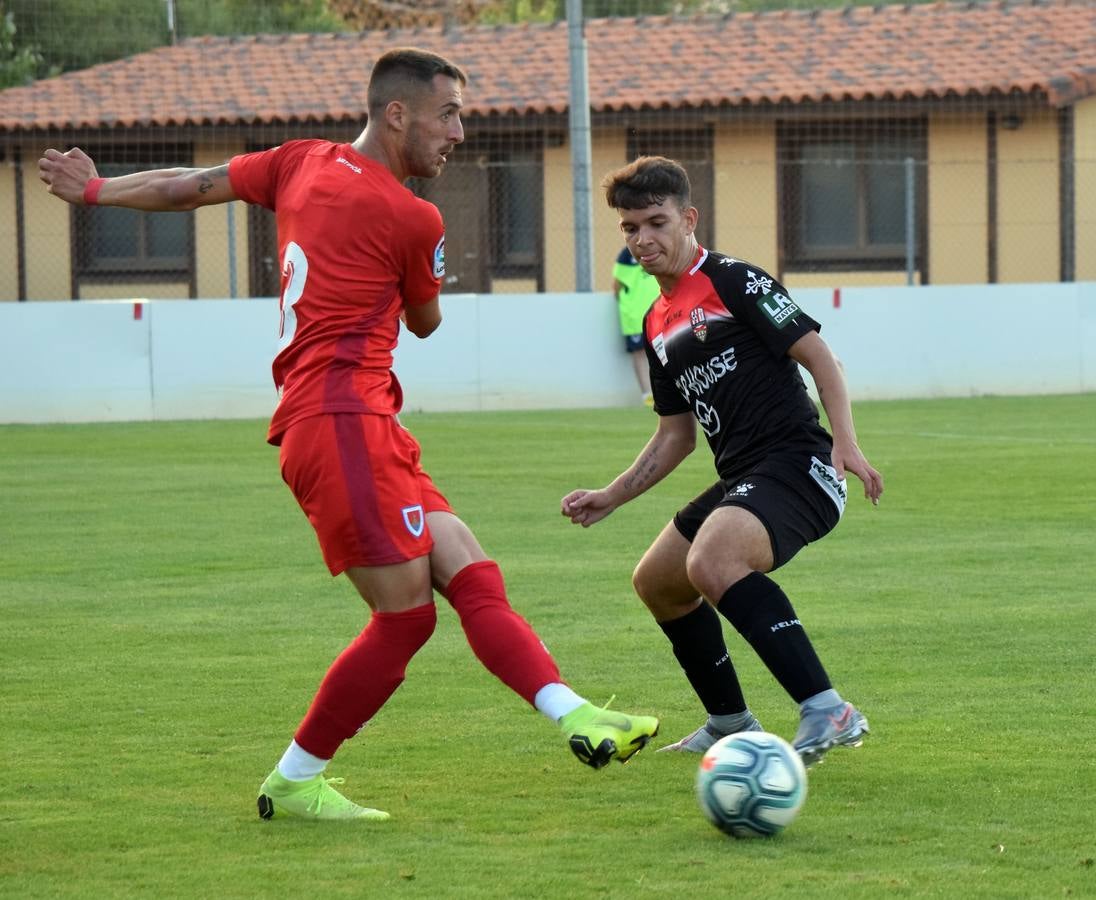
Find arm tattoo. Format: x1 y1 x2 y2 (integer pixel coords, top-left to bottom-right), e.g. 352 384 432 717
623 446 660 492
197 165 229 195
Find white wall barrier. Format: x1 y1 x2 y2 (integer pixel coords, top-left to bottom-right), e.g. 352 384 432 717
1 284 1094 424
810 282 1096 400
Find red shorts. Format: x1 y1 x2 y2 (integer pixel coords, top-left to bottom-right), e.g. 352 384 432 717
279 413 452 574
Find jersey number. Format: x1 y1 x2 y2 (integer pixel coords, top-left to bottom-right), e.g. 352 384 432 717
278 241 308 352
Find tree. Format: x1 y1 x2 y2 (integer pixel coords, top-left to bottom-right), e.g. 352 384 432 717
326 0 743 28
327 0 499 29
5 0 347 79
0 8 53 88
178 0 346 37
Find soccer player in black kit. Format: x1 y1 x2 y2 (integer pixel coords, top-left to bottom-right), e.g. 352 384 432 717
562 156 884 767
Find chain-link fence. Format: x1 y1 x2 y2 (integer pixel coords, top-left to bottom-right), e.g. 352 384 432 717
1 0 1092 301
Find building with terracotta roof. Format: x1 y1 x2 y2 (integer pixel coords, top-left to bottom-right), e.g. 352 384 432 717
1 0 1093 300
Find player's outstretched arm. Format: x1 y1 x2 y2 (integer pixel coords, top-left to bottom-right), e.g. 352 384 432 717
788 331 884 505
39 147 238 211
561 411 696 527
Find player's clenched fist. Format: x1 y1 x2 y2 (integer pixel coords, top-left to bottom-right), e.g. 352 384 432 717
38 147 98 205
561 488 616 528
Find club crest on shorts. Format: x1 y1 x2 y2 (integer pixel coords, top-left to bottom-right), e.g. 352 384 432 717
690 307 708 342
401 504 425 537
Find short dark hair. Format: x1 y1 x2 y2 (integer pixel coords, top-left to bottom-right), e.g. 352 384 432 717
367 47 467 117
602 156 691 210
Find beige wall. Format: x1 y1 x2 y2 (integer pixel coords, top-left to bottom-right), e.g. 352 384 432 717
194 143 250 298
928 113 988 284
544 134 627 293
0 159 17 300
998 107 1059 283
12 142 251 303
491 277 537 293
713 124 778 266
11 102 1090 302
79 282 190 300
1076 96 1096 281
542 143 574 293
23 149 74 300
592 134 627 294
784 271 921 289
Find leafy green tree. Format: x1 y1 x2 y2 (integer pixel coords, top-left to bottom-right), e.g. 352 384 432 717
487 0 924 20
8 0 167 75
5 0 934 84
177 0 346 37
0 8 53 88
5 0 346 79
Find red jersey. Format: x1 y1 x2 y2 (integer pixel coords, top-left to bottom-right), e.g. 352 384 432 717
228 140 445 444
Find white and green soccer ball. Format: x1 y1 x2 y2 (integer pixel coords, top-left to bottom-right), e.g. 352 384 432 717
696 731 808 838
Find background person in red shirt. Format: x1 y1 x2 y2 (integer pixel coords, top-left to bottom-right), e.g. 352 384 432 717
39 47 658 823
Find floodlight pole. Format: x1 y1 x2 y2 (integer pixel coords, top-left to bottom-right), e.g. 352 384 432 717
566 0 594 292
165 0 177 45
905 157 915 286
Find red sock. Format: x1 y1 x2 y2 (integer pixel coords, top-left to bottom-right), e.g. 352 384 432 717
442 560 562 705
294 603 437 759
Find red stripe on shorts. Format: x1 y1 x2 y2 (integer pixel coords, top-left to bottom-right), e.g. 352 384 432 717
334 414 401 562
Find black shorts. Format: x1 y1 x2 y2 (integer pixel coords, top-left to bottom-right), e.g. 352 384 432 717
623 334 645 353
672 451 847 570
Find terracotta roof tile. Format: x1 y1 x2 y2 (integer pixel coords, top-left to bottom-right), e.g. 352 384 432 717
2 0 1094 131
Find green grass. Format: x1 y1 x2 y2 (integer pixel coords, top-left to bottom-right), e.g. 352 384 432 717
2 396 1095 899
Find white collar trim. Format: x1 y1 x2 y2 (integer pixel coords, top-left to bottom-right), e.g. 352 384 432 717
688 248 708 275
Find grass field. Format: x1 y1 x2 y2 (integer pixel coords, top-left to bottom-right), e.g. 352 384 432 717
2 395 1095 899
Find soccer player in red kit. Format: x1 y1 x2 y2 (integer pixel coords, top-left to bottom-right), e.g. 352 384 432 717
563 156 882 769
39 47 658 822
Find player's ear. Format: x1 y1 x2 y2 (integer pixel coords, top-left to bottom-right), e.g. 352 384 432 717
385 99 407 131
683 205 699 235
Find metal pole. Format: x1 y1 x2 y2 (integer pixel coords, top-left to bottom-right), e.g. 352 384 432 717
905 156 915 286
566 0 594 292
165 0 177 45
1058 107 1075 282
227 202 237 299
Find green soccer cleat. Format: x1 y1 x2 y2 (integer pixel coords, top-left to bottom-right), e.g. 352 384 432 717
560 701 660 769
256 769 391 822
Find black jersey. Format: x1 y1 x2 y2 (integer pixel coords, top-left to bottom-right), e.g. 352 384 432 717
643 248 832 481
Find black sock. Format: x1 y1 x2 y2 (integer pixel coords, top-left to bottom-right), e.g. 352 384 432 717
716 572 831 704
658 601 747 715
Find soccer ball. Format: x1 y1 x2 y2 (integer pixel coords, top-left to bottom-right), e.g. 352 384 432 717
696 731 808 838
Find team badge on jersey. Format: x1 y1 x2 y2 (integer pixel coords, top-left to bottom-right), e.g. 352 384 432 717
433 236 446 279
690 307 708 343
401 504 426 538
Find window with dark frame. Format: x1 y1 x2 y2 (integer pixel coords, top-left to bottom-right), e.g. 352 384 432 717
488 145 542 283
74 145 195 292
625 126 714 250
410 135 545 292
780 121 926 272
